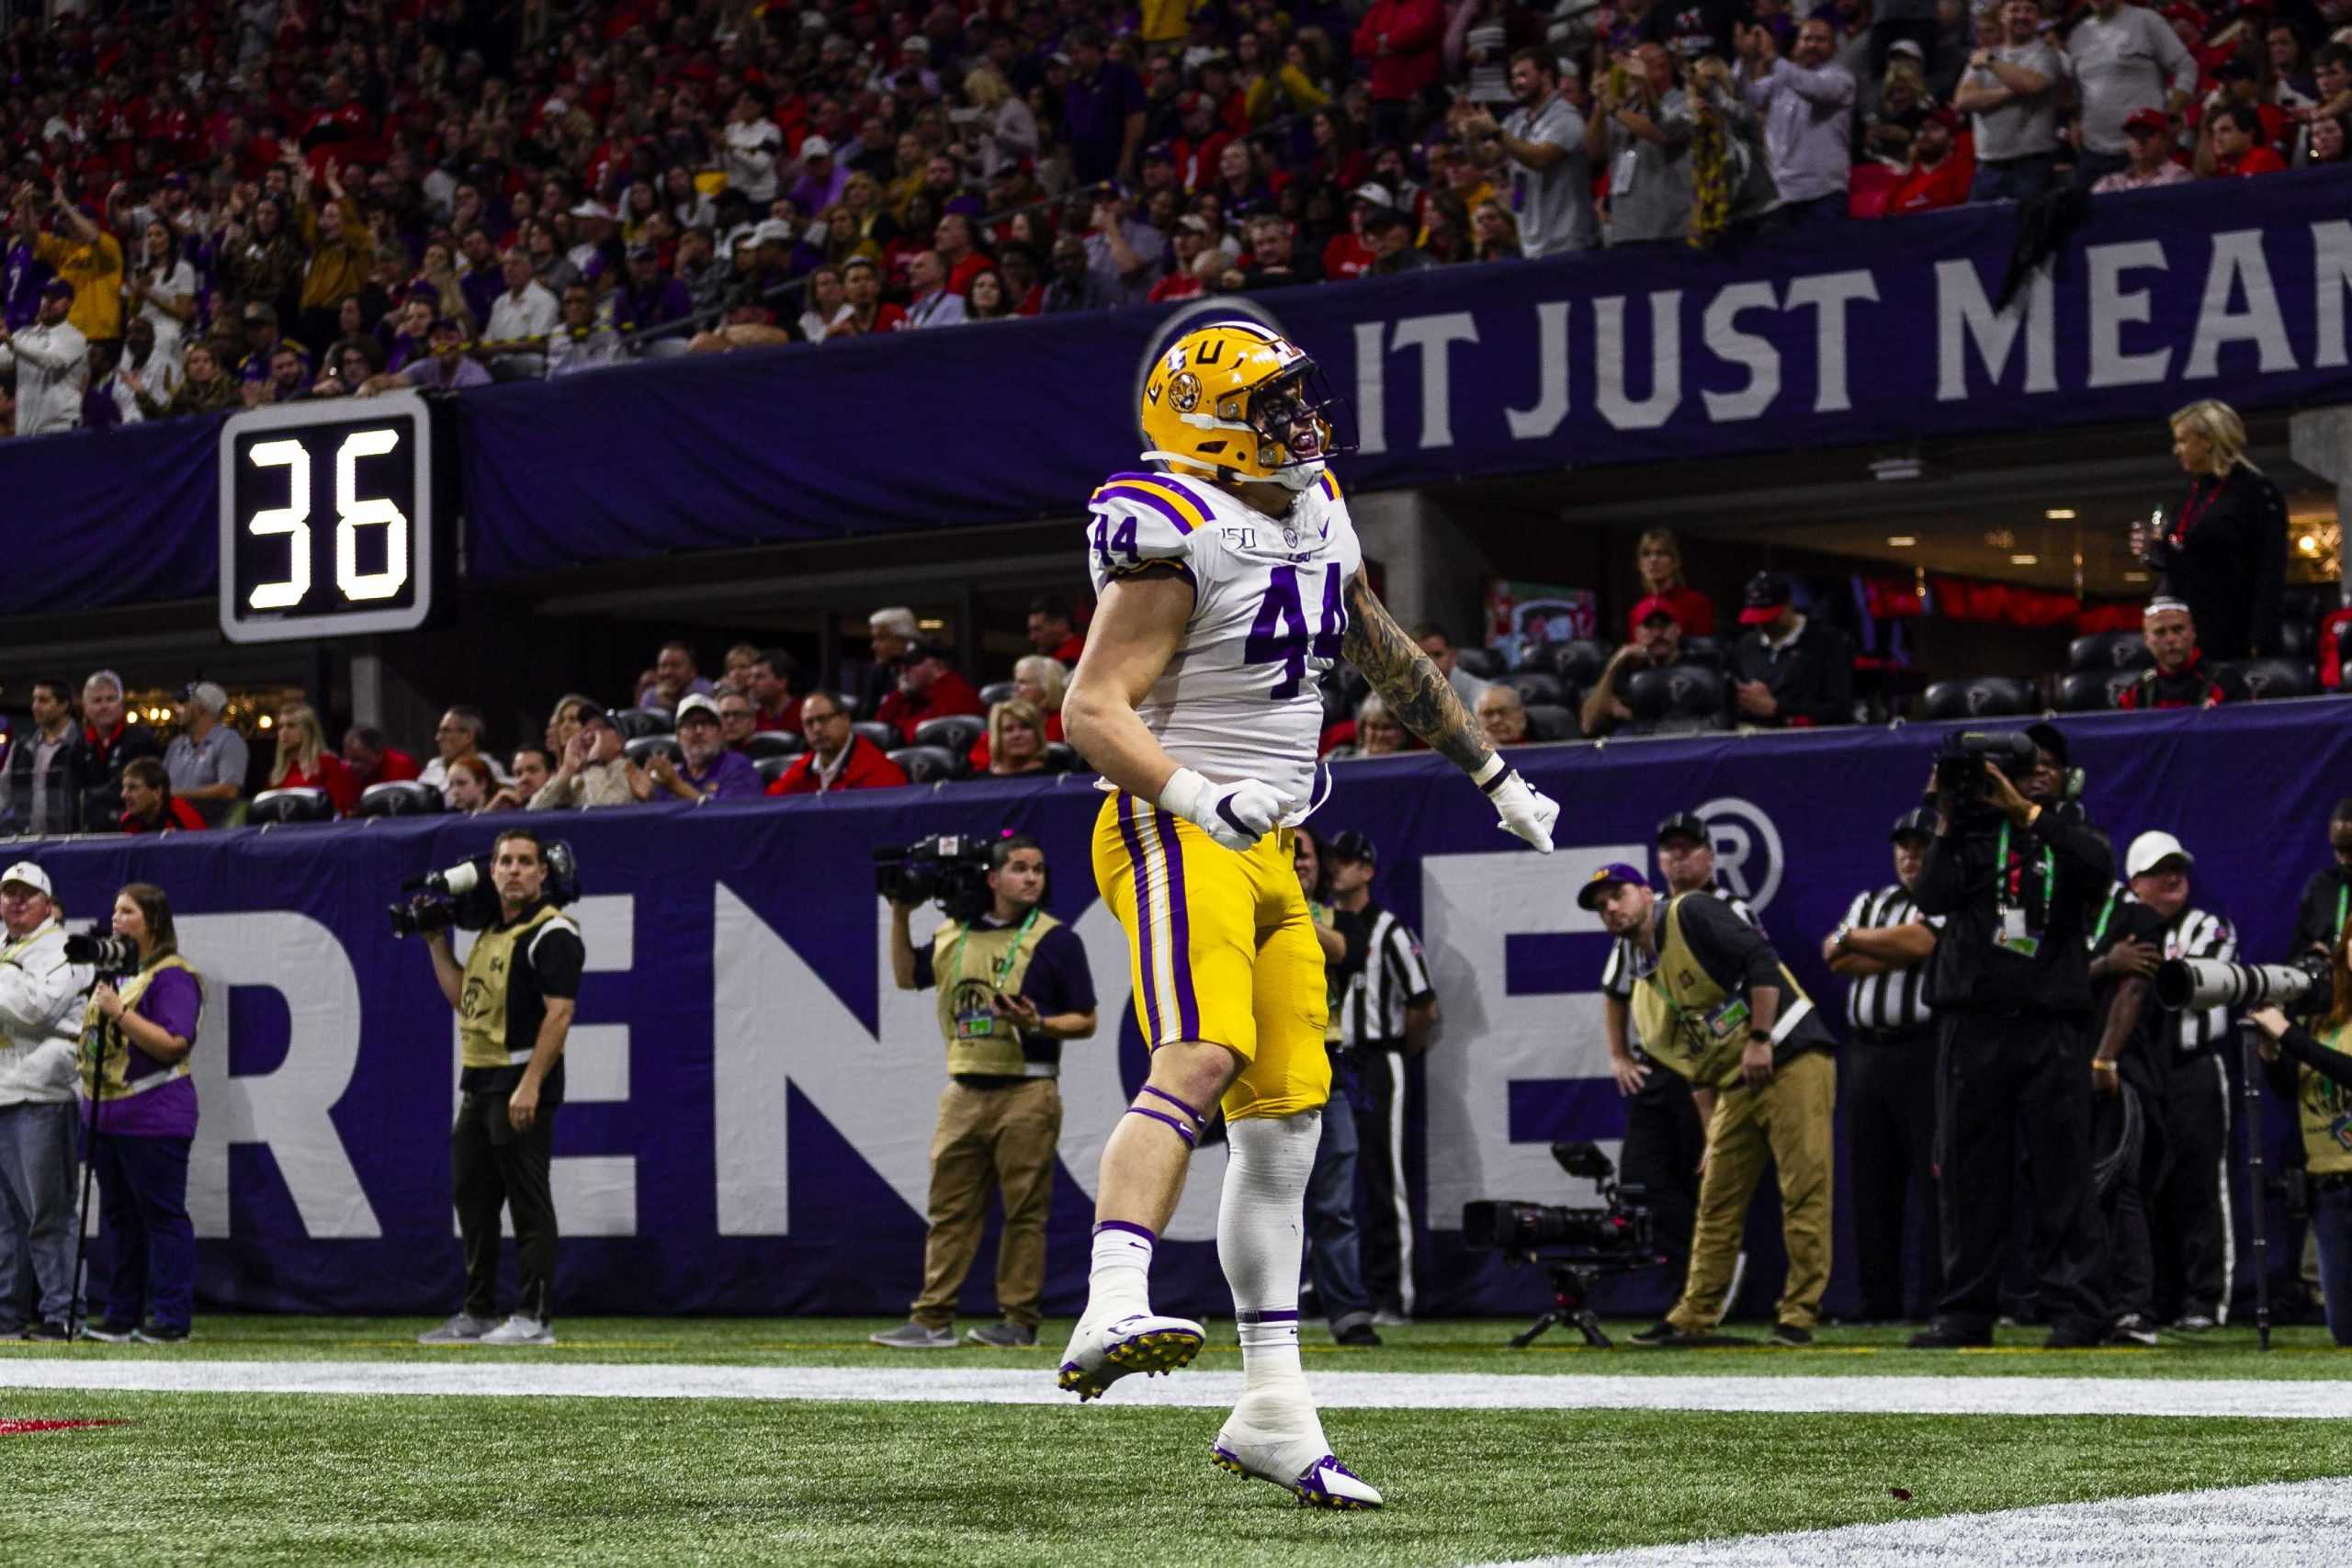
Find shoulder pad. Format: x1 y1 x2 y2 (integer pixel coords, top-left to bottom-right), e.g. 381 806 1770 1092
1088 471 1219 575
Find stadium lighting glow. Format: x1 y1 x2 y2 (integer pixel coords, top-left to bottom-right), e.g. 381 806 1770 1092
1886 536 1917 547
2045 508 2076 520
2299 534 2323 556
2010 554 2040 565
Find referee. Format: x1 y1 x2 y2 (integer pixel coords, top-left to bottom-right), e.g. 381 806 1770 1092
1600 812 1761 1312
1825 808 1943 1324
419 829 582 1348
2120 830 2239 1331
1329 830 1437 1328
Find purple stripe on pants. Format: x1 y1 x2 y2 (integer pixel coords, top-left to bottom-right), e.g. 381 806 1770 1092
1115 796 1163 1044
1148 807 1203 1042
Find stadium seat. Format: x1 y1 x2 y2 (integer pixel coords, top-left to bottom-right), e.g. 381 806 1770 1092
358 781 442 818
1499 671 1565 706
625 734 681 767
249 787 334 824
1453 647 1501 679
889 744 960 784
742 731 806 761
2059 671 2129 712
1521 704 1577 742
1624 664 1728 728
1678 636 1727 671
608 708 668 739
912 715 986 758
639 336 693 360
836 691 860 716
2278 618 2314 661
978 681 1016 707
1921 676 2038 720
1547 640 1607 688
853 720 900 752
2223 659 2316 701
2068 632 2153 676
1043 742 1084 773
754 755 795 785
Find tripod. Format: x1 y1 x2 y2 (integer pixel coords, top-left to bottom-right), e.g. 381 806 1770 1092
1506 1254 1658 1348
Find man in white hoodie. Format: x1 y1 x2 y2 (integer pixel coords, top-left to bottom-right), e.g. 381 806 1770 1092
0 861 91 1338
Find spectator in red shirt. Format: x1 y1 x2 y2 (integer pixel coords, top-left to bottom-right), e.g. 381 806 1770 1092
831 257 908 335
2117 598 2250 709
969 655 1070 771
76 671 163 828
1027 594 1087 665
119 759 205 835
1630 528 1718 637
269 704 360 816
876 644 988 743
1148 215 1216 301
2196 102 2289 175
1324 185 1389 279
933 213 991 295
766 692 910 795
1888 109 1976 212
749 649 804 733
342 725 423 791
1355 0 1448 146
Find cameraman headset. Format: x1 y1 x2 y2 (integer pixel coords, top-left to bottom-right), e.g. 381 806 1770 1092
76 883 202 1344
0 862 91 1339
418 829 582 1348
1910 722 2114 1349
876 834 1096 1349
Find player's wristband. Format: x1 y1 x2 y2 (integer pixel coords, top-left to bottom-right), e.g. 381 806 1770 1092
1472 753 1510 795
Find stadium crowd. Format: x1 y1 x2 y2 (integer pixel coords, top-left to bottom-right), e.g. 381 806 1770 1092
0 0 2344 430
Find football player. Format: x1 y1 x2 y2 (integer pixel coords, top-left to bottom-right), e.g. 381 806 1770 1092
1056 321 1559 1509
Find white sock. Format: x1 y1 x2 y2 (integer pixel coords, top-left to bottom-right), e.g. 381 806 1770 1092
1087 1222 1155 1321
1218 1111 1321 1419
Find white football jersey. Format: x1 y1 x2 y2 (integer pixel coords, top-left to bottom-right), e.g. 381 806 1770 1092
1084 466 1363 807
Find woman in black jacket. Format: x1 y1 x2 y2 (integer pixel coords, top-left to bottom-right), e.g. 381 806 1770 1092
2131 399 2287 660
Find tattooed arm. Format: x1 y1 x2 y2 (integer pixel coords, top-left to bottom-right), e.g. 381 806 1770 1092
1340 568 1491 773
1340 569 1561 852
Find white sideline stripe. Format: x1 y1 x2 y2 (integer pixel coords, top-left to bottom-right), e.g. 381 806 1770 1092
1476 1477 2352 1568
0 1361 2346 1417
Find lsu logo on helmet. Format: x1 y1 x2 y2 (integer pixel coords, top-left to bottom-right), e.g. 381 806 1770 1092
1138 321 1348 491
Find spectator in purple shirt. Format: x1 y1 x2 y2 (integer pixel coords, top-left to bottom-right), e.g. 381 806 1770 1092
456 228 505 330
1062 25 1149 186
77 882 202 1344
3 232 53 332
787 135 851 215
644 694 763 801
358 317 492 395
611 244 694 339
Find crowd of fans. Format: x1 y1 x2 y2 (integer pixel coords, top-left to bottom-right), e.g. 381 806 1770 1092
0 0 2340 433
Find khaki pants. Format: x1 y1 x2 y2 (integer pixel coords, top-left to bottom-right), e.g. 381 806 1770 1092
912 1078 1062 1328
1667 1049 1836 1334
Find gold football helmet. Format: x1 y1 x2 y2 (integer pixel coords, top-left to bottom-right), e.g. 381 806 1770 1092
1138 320 1346 491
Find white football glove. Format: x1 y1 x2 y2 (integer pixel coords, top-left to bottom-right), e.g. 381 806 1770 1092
1159 766 1297 852
1477 757 1558 853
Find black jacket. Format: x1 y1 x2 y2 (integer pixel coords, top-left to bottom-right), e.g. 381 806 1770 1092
2144 465 2287 661
2292 864 2351 963
1728 616 1855 728
1914 799 2115 1019
77 723 163 832
0 723 89 834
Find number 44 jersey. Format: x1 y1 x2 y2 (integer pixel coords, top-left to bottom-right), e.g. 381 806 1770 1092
1084 466 1362 808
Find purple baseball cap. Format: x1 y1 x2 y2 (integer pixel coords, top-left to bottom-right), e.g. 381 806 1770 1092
1577 862 1649 910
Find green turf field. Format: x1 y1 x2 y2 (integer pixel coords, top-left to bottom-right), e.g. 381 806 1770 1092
3 1314 2346 1378
4 1393 2347 1568
5 1318 2347 1566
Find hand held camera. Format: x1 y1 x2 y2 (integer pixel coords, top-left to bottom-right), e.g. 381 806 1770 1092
874 835 998 923
388 843 581 939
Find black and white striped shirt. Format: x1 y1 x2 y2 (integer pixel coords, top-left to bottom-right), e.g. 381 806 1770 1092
1341 904 1436 1049
1838 885 1942 1035
1601 886 1763 1002
2145 900 2236 1053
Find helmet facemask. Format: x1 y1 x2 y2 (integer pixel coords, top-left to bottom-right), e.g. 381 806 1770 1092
1238 366 1354 491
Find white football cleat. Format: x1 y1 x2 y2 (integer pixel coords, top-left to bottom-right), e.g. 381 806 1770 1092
1055 1312 1205 1402
1210 1406 1385 1510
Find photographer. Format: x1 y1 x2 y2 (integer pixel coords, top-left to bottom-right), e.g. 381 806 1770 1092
2290 798 2352 964
418 830 582 1348
873 835 1095 1349
2247 934 2352 1348
1911 723 2114 1348
1584 861 1838 1348
0 863 89 1339
75 883 201 1344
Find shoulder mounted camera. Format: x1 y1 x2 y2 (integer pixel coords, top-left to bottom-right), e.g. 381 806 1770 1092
1931 729 2038 810
874 835 997 923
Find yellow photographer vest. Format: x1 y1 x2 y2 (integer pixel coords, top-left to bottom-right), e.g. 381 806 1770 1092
1630 894 1815 1089
80 954 199 1102
933 908 1061 1079
459 904 575 1069
2301 1023 2352 1177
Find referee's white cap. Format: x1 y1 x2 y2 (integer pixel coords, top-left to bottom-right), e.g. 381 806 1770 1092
2124 830 2194 880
